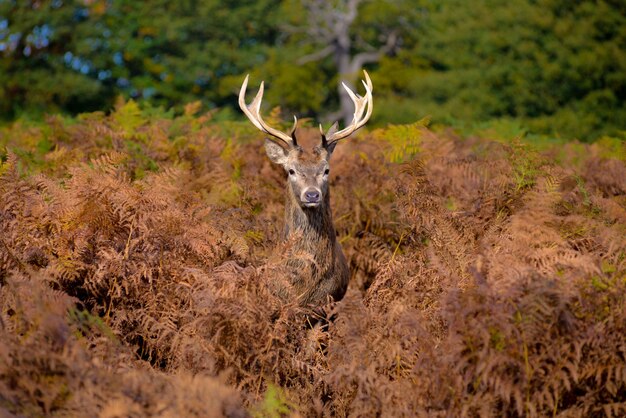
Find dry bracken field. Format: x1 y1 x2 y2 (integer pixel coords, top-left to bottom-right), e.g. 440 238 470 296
1 101 625 417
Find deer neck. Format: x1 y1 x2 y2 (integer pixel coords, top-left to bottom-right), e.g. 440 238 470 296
283 188 336 247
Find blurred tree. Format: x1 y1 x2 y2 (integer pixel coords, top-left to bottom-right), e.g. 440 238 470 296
397 0 626 140
0 0 111 117
0 0 282 118
287 0 397 124
1 0 624 141
102 0 282 109
274 0 422 125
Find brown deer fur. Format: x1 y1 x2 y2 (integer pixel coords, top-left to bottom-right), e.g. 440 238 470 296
273 144 349 306
239 71 373 307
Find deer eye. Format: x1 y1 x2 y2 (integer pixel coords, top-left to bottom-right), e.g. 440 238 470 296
324 168 330 175
288 169 295 176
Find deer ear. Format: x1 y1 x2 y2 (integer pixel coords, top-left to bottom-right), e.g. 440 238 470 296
264 139 289 165
325 141 338 156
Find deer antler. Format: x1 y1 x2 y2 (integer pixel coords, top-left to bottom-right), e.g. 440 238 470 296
239 75 298 148
321 70 373 148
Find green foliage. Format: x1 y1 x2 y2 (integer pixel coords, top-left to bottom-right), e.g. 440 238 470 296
595 135 626 161
251 385 294 418
68 308 118 342
2 0 625 140
506 139 543 191
0 0 112 117
1 0 283 117
113 99 144 134
396 0 626 140
374 118 427 163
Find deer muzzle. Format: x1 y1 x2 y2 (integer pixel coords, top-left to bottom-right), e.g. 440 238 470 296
302 188 321 207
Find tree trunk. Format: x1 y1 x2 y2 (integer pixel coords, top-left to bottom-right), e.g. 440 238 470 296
335 30 356 126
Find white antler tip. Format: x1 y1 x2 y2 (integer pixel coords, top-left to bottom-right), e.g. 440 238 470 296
290 115 298 135
363 70 373 91
240 74 250 91
239 75 250 106
342 82 359 101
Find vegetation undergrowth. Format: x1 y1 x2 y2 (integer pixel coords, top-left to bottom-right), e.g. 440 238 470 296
1 101 625 417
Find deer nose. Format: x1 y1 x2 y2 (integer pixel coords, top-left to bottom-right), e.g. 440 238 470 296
304 190 320 203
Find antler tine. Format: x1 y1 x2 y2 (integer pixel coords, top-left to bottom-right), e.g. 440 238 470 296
239 75 297 147
325 70 374 146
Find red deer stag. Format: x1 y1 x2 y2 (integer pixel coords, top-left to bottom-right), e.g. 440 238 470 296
239 71 373 307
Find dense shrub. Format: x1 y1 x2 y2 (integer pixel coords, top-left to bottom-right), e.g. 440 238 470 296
1 104 625 416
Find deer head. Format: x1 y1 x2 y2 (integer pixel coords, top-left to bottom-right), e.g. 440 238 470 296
239 71 373 209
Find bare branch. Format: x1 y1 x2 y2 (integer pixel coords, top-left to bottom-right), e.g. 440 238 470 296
344 0 362 25
301 0 364 47
321 109 345 124
349 30 398 72
296 44 336 65
291 1 395 123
